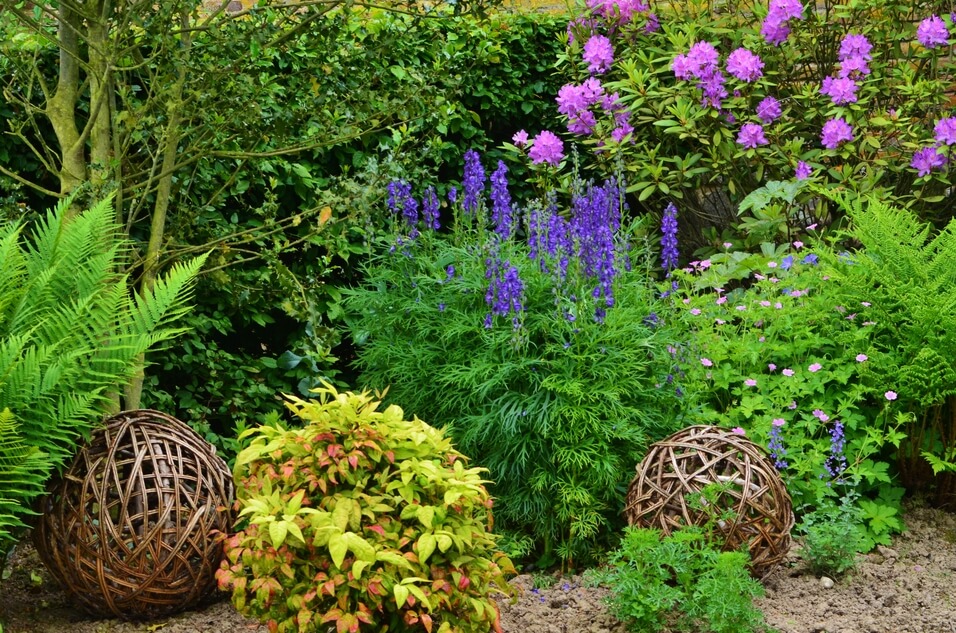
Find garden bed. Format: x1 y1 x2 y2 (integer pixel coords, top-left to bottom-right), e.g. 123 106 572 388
3 503 956 633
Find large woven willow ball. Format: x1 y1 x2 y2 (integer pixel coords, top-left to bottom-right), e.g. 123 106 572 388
34 410 234 620
624 425 794 578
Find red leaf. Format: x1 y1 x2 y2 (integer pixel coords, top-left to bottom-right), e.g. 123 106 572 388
348 455 359 469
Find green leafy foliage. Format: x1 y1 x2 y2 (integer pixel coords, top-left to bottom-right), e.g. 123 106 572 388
596 527 769 633
217 384 515 633
126 9 565 457
345 159 685 566
797 495 865 577
0 197 205 553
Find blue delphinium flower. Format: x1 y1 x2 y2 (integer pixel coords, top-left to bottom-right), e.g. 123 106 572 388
484 252 525 330
462 150 486 215
490 161 514 240
422 186 440 231
769 418 789 470
660 202 679 273
825 421 847 480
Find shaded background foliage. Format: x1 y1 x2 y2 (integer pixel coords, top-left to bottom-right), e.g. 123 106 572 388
0 6 566 454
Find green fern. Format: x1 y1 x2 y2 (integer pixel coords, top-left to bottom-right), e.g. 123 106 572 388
0 196 206 554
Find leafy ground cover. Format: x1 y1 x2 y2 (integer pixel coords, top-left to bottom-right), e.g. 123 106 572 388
4 503 956 633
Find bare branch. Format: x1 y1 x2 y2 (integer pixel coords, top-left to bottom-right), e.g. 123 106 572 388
0 163 63 198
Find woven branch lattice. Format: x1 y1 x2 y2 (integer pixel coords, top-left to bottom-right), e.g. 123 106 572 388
624 425 794 578
34 410 234 620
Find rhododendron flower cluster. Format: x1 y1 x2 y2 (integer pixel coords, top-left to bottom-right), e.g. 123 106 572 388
761 0 804 45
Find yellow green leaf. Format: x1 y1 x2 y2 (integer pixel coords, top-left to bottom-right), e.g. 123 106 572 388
269 521 288 548
329 532 348 568
417 533 437 564
344 532 377 562
286 489 306 515
417 505 435 529
393 583 410 609
352 560 370 580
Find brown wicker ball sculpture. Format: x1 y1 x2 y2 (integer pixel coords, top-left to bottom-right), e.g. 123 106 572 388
34 410 234 620
625 425 794 578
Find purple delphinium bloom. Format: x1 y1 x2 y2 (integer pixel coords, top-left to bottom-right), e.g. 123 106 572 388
490 161 513 239
583 34 614 74
769 419 788 469
825 421 847 479
401 191 420 239
756 96 783 123
911 146 948 177
935 117 956 145
795 160 812 180
462 150 485 215
821 117 854 149
572 179 624 321
726 48 765 82
387 180 412 216
485 254 525 329
737 123 769 149
422 186 440 230
660 202 679 273
529 130 565 166
917 15 949 48
447 186 457 204
820 76 859 105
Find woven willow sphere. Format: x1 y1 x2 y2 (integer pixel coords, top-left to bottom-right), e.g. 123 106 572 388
624 425 794 578
34 410 234 620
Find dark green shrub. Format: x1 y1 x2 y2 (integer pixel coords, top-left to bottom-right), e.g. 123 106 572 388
217 384 515 633
346 155 685 565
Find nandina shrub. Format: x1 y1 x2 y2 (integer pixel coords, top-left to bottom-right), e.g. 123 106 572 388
216 384 515 633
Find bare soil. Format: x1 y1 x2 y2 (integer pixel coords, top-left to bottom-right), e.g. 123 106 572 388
3 504 956 633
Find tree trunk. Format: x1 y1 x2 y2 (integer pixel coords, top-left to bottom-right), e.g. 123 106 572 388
124 11 191 410
48 2 87 200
